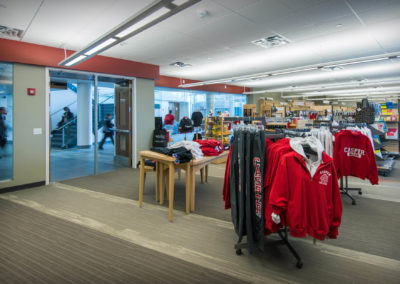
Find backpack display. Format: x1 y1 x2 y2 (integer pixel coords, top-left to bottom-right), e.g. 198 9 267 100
178 117 194 133
152 129 168 147
355 99 375 124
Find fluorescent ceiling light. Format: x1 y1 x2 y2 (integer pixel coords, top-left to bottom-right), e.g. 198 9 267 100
59 0 201 67
85 38 117 55
244 77 400 94
301 86 400 97
306 94 400 101
281 87 400 98
179 52 400 88
65 55 87 66
115 7 170 38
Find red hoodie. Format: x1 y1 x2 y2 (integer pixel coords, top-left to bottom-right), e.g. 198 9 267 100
266 139 342 240
333 130 378 185
222 146 232 209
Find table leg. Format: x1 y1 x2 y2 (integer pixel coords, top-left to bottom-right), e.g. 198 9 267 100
139 157 145 207
205 165 208 183
185 163 191 214
160 163 164 205
168 163 175 222
155 162 159 202
200 168 204 184
191 166 196 212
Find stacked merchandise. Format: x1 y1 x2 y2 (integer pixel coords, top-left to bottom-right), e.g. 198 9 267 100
169 141 203 159
151 146 193 164
333 130 378 184
196 139 223 156
223 132 343 259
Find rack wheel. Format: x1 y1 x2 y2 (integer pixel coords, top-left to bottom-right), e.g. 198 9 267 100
296 261 303 269
352 200 356 205
358 191 362 195
236 249 242 255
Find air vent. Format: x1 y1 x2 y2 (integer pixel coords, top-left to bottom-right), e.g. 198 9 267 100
251 35 291 48
170 61 192 67
0 25 23 39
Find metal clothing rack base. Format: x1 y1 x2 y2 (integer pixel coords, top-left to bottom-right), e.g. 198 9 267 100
234 228 303 269
340 176 362 205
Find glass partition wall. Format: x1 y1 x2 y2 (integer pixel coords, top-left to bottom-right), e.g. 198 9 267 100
0 62 13 181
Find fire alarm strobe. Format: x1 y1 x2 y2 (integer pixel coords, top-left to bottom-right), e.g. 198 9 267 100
27 88 36 96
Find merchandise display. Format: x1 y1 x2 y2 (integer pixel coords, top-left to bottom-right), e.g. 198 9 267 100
178 117 194 133
196 139 224 156
204 116 231 144
191 111 204 127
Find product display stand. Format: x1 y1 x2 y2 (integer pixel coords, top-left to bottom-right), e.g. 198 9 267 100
234 228 303 269
340 176 362 205
231 132 303 269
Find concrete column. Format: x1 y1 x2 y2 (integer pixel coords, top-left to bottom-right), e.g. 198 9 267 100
206 94 215 115
77 81 92 148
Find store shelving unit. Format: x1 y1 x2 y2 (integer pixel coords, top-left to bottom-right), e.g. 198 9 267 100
204 116 231 144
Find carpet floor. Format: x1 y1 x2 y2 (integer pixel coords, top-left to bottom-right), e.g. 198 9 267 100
0 198 247 284
61 167 400 262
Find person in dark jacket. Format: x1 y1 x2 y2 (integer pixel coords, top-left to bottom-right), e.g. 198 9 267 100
0 107 7 157
57 107 74 127
99 114 114 150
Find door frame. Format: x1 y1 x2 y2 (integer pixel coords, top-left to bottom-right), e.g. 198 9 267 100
45 68 137 184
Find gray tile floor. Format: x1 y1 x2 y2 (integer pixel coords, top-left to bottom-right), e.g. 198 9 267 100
0 143 12 181
50 142 124 182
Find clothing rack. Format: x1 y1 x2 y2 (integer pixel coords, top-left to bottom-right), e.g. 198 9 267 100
231 131 303 269
340 176 362 205
234 227 303 269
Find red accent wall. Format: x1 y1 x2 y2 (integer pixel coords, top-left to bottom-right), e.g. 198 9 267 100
155 75 249 95
0 38 159 79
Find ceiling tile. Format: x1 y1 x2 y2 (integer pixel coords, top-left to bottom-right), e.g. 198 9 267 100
0 0 42 30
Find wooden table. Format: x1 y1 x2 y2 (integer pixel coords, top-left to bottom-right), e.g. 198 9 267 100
138 150 228 221
138 151 191 222
189 151 228 211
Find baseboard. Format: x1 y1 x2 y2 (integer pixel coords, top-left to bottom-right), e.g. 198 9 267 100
0 181 46 193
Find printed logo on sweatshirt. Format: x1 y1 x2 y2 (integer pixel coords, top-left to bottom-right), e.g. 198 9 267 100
253 157 262 217
319 170 331 186
344 147 365 158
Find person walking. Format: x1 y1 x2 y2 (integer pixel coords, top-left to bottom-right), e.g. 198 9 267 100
0 107 7 158
99 114 114 150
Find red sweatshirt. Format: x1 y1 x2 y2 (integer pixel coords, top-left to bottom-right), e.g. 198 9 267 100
197 139 223 156
333 130 378 185
266 151 342 240
222 146 232 209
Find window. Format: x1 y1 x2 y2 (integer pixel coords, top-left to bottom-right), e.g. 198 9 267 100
154 87 247 120
0 62 13 180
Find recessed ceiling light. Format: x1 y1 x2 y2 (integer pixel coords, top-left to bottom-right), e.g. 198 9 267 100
336 24 343 28
0 25 23 39
170 61 192 67
251 35 291 49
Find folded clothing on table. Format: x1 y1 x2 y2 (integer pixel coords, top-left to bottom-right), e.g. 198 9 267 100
151 146 193 164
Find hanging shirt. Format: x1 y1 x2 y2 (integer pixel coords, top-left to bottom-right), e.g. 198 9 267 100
266 136 342 240
333 130 378 185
